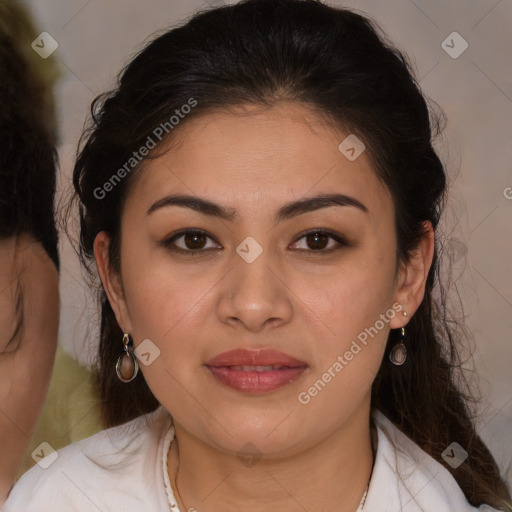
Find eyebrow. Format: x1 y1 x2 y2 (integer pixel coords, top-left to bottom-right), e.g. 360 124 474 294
146 193 369 222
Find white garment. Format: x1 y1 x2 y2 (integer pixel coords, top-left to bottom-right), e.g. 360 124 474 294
2 406 503 512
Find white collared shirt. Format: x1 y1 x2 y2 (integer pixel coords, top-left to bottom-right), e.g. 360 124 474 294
364 409 500 511
2 406 502 511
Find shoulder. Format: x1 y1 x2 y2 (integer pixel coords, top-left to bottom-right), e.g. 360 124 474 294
364 408 503 512
3 406 173 512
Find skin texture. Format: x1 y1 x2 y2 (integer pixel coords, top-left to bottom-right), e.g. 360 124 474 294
0 234 59 503
95 102 434 512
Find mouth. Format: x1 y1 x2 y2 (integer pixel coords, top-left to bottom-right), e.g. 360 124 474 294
204 349 308 393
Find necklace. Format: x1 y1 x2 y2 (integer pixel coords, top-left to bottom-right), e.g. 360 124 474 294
162 422 376 511
162 426 180 509
356 485 369 512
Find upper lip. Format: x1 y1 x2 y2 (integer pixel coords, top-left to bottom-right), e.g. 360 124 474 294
205 349 307 368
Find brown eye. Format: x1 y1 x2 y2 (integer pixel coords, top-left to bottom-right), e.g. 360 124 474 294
162 228 348 256
290 229 348 253
305 232 329 250
183 232 207 250
162 229 220 255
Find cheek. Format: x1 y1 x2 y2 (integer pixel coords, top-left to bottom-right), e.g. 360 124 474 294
302 253 396 385
121 256 220 389
122 267 209 409
295 273 394 422
313 254 395 327
125 269 210 340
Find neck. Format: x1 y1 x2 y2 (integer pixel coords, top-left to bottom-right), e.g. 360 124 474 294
167 401 376 512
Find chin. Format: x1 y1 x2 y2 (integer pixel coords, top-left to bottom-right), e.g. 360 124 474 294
199 413 311 459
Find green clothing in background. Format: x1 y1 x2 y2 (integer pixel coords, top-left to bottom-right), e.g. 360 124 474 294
16 345 102 479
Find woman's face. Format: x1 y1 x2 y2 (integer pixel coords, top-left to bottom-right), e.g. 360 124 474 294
96 102 430 457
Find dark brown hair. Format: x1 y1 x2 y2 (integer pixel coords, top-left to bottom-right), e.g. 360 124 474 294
67 1 511 509
0 0 60 269
0 1 60 354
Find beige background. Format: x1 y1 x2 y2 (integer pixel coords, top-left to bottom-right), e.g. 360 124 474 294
22 0 512 487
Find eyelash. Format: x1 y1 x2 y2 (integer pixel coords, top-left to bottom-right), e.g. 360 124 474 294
161 228 349 256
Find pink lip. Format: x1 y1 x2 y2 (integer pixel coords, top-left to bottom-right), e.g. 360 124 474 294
205 349 308 393
205 348 307 367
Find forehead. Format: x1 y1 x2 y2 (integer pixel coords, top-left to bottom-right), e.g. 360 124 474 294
124 102 393 221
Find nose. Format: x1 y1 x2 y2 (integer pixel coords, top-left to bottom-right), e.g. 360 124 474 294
216 248 293 333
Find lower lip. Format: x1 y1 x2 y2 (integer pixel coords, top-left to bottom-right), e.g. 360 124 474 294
205 366 307 393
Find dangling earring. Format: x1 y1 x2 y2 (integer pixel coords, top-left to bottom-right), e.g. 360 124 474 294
116 333 139 382
389 310 407 365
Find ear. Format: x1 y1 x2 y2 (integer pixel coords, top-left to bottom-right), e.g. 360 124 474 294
389 221 435 329
93 231 133 333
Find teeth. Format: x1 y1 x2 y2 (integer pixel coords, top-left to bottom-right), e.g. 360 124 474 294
229 365 283 371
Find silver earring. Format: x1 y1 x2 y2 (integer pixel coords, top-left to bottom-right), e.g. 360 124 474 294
116 333 139 382
389 326 407 365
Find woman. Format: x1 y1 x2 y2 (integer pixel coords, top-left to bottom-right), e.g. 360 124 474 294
0 0 60 503
5 0 511 510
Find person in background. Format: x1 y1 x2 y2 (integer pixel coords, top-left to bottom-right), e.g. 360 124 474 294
0 0 60 502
